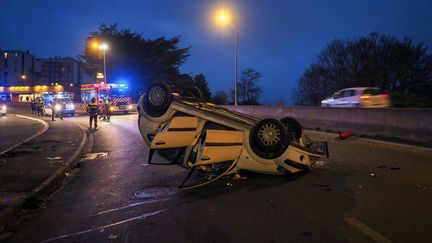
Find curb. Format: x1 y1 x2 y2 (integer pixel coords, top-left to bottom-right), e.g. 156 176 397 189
0 114 49 155
0 119 88 233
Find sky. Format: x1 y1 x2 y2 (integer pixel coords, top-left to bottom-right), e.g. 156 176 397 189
1 0 431 104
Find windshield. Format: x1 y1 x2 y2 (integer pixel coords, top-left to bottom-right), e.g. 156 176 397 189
364 88 384 95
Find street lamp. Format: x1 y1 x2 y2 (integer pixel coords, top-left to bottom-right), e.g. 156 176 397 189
99 43 109 84
216 9 239 106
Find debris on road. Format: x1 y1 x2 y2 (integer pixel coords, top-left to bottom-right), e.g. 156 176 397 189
81 152 108 161
358 185 363 189
369 173 376 177
390 167 400 170
416 184 426 190
312 184 332 191
337 130 353 140
107 234 118 239
377 165 387 169
233 173 247 180
64 172 72 177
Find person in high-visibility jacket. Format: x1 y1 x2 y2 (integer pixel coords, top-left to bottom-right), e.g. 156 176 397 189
86 97 100 128
105 97 113 122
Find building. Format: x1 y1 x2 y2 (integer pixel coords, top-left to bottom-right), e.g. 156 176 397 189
35 56 93 87
0 50 35 86
0 50 94 102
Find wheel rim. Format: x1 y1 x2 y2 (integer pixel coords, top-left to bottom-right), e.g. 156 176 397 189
148 86 166 106
258 123 281 146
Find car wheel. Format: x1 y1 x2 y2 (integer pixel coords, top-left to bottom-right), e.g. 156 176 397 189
70 111 75 117
143 82 173 117
280 117 302 141
250 118 289 159
181 86 203 99
123 111 129 115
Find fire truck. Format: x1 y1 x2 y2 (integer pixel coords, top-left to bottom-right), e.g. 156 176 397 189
81 83 133 114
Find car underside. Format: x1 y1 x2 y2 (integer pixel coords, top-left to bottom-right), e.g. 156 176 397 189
137 82 329 189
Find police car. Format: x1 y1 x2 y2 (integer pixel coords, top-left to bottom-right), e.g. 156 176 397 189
0 98 6 116
44 96 76 117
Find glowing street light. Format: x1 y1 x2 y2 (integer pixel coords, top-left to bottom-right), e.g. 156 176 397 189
99 43 109 84
215 8 238 106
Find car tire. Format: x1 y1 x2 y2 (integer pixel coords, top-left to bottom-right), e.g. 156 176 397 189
143 82 173 117
280 117 302 141
251 118 289 150
123 111 129 115
181 86 203 99
70 111 75 117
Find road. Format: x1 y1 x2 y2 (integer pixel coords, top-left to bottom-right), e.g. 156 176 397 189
0 114 45 153
6 112 432 243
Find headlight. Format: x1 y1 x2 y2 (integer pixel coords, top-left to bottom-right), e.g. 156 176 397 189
110 106 114 111
1 105 6 111
128 105 132 110
55 104 62 111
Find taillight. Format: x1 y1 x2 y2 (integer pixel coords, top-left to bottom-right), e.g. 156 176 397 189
360 95 370 99
382 93 390 98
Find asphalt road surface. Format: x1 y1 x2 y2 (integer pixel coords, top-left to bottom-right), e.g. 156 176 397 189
7 112 432 243
0 114 44 153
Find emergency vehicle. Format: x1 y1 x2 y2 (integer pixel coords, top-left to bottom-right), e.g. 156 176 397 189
81 83 133 114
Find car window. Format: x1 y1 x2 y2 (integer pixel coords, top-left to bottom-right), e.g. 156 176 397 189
364 88 383 95
342 90 355 97
332 92 342 99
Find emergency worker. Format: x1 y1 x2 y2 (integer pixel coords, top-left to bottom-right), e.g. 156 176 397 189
52 98 64 121
104 97 112 122
30 99 36 116
87 97 99 128
36 98 44 116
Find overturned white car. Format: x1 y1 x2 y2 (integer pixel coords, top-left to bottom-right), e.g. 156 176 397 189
137 83 329 189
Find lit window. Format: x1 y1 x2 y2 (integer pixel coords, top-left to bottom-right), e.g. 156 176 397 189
3 52 7 59
15 53 18 57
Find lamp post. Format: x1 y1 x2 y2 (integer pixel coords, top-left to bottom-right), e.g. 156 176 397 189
217 11 239 106
99 43 108 83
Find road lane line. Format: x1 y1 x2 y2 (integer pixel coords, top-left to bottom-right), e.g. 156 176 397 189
92 198 172 216
344 217 393 243
39 209 166 243
0 114 49 155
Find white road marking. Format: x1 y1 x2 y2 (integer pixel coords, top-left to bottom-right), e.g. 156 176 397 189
93 198 171 216
39 209 166 243
344 217 393 243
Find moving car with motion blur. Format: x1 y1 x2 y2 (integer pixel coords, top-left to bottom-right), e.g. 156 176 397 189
137 82 329 189
44 96 75 117
321 87 390 108
0 98 6 116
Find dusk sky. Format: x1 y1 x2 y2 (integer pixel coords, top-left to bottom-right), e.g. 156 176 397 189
1 0 431 104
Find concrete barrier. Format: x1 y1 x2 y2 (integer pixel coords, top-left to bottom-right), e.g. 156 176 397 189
225 105 432 146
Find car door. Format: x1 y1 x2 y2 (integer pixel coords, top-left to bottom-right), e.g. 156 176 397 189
150 116 200 149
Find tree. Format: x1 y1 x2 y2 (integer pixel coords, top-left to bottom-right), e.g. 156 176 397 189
212 90 229 105
238 68 264 105
193 73 212 101
294 32 432 107
79 23 190 100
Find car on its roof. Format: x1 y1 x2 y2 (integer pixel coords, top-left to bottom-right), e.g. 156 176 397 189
321 87 390 108
137 82 329 189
